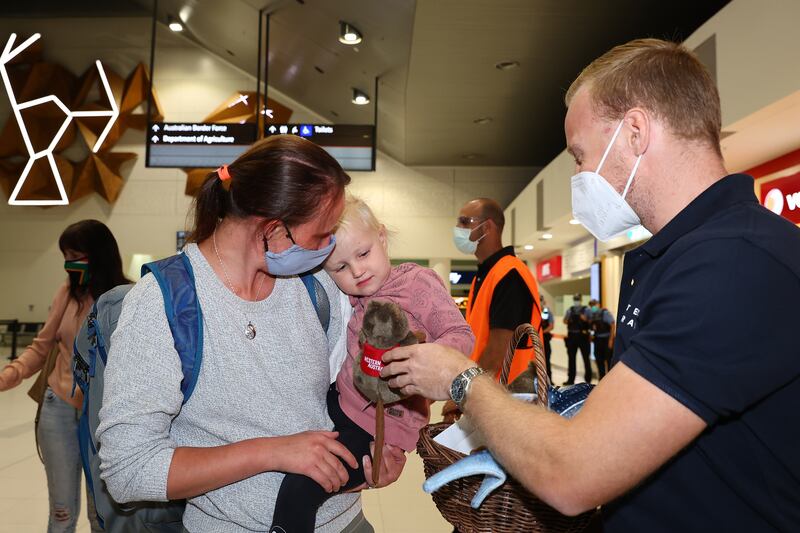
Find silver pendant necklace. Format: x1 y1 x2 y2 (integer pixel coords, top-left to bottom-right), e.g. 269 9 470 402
213 228 266 340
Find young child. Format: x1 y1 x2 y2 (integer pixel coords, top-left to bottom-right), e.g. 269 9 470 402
270 197 475 533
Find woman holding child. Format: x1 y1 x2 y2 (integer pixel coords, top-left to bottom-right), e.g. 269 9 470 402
97 136 410 532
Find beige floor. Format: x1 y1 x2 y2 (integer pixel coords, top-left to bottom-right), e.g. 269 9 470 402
0 344 577 532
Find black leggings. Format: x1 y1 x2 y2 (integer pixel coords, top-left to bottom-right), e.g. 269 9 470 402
270 384 373 533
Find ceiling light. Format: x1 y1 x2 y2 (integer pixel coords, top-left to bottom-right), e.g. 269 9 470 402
523 244 534 251
495 60 520 71
339 21 362 45
569 218 581 225
352 88 370 105
168 16 183 32
473 117 492 125
541 233 553 240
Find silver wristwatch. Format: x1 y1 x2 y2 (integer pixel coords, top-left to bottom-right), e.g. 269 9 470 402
450 367 485 409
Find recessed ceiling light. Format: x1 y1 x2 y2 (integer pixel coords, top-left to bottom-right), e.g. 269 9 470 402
569 218 581 225
523 244 534 251
168 16 183 32
339 21 362 45
541 233 553 240
473 117 492 125
495 60 520 71
352 88 370 105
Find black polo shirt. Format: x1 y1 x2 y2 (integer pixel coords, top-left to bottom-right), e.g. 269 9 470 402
603 174 800 532
473 246 535 330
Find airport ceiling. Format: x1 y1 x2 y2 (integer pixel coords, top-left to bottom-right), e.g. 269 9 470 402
6 0 730 168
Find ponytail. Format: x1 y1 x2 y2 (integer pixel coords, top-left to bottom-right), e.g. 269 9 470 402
189 169 232 243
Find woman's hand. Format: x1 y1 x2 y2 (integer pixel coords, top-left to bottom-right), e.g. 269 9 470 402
354 442 406 490
271 431 358 493
0 365 20 392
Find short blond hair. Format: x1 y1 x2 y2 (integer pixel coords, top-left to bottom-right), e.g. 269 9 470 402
336 195 383 235
566 38 721 155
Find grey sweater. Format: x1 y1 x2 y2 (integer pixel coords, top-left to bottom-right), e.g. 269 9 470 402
97 244 360 532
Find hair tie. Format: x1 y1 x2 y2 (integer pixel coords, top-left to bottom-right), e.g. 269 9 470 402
217 165 232 182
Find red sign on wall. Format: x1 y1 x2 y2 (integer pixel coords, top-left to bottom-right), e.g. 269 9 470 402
536 255 562 282
760 172 800 224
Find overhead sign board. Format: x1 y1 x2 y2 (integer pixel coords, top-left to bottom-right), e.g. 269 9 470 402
265 124 375 171
146 122 258 168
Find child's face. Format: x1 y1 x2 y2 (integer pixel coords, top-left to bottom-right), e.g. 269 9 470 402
325 223 391 297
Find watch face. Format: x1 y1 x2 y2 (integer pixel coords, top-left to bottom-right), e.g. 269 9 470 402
450 378 466 404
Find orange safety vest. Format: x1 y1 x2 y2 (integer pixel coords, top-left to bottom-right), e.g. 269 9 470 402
466 255 542 383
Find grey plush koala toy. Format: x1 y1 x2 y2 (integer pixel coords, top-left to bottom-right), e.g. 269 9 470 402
354 299 423 484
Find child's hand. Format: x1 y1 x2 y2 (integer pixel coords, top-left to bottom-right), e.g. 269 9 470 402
354 442 406 490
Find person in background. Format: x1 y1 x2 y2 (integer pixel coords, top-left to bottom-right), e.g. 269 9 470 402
588 298 615 379
454 198 541 380
540 295 554 380
563 293 592 384
0 220 127 533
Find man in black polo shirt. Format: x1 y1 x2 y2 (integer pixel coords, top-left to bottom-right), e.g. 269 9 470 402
382 38 800 532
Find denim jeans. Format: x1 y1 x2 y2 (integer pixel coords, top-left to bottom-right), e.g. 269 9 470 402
38 387 102 533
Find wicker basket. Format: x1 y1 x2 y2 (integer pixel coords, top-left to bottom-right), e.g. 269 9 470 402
416 324 594 533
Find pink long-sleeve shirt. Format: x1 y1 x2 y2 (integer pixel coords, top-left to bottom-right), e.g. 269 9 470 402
336 263 475 451
0 281 91 409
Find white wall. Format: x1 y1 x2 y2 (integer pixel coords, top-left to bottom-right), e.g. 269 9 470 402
0 18 534 320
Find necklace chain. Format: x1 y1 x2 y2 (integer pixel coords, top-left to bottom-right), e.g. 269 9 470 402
213 228 266 300
212 228 266 340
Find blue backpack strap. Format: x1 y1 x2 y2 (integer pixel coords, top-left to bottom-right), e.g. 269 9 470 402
142 254 203 404
301 274 330 333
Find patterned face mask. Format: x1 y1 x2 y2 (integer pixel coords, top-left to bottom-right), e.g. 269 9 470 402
65 258 91 287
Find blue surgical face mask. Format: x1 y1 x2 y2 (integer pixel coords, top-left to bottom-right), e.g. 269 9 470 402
264 224 336 276
452 221 486 255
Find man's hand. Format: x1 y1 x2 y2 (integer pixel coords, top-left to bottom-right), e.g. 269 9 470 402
353 442 406 490
381 343 475 400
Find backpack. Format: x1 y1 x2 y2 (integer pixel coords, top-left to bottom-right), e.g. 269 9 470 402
73 253 329 532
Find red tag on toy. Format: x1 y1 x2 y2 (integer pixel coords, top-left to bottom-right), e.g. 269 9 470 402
360 342 397 378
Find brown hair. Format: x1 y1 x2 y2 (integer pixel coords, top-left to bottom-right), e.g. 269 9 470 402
565 38 721 155
190 135 351 243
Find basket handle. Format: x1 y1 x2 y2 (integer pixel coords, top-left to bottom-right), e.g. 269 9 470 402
499 323 549 408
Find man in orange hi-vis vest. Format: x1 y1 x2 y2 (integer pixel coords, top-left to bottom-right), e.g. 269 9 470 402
453 198 542 385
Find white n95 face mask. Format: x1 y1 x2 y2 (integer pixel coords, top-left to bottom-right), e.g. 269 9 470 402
571 119 643 241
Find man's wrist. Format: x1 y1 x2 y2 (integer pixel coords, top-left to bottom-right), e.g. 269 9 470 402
449 365 484 409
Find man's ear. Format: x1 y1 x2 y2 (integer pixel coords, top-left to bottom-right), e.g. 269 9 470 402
625 108 650 156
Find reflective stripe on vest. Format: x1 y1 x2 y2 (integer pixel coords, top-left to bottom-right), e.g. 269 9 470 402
466 255 542 383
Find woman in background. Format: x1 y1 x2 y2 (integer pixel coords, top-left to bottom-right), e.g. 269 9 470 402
0 219 128 533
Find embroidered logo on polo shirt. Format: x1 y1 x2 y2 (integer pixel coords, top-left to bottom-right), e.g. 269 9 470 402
620 303 640 329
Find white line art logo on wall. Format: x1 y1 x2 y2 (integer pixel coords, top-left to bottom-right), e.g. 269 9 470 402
0 33 119 206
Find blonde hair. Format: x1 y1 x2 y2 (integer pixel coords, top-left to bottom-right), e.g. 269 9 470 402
336 195 384 235
565 38 721 155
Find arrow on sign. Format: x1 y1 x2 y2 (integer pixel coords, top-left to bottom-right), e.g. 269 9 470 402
151 124 160 132
268 125 277 133
151 135 159 143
